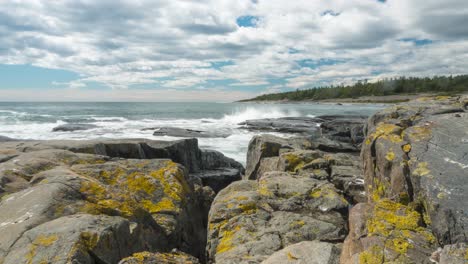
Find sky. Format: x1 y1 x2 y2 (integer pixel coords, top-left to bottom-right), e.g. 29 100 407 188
0 0 468 102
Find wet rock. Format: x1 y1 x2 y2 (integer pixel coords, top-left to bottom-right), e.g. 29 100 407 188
119 250 200 264
190 168 241 193
153 127 230 138
238 117 323 135
52 123 98 132
319 115 367 144
261 241 341 264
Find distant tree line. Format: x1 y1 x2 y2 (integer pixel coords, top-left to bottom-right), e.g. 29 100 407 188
240 75 468 102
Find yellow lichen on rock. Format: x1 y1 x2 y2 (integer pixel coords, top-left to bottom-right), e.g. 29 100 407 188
282 153 305 172
359 245 384 264
402 144 412 153
367 199 420 236
26 235 59 264
413 162 430 176
287 252 299 260
385 151 395 161
126 172 157 194
149 161 191 202
365 197 436 259
141 198 177 213
406 125 432 142
216 226 241 254
370 123 404 143
35 234 59 246
289 220 305 228
79 161 190 220
80 232 99 249
258 179 273 197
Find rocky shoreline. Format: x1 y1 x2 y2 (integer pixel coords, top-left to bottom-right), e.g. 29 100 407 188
0 95 466 263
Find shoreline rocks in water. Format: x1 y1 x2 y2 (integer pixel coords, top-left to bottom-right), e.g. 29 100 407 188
206 113 369 263
151 127 231 138
0 95 466 264
238 117 323 135
207 95 467 264
52 123 99 132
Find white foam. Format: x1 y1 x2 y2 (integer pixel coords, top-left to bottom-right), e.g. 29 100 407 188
221 107 301 124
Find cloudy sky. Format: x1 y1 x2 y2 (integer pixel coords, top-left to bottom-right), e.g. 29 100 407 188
1 0 467 101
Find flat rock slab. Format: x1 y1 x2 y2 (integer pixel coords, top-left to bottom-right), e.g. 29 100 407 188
152 127 230 138
261 241 341 264
238 117 323 134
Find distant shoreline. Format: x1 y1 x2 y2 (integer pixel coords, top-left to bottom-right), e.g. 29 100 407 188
238 93 467 104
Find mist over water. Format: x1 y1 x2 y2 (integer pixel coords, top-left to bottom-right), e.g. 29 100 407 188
0 102 384 164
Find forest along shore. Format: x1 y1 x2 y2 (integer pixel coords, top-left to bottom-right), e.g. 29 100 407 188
239 75 468 103
0 95 466 264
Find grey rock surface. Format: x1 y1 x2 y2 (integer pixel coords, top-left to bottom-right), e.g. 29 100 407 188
261 241 341 264
0 138 239 263
341 95 467 264
3 214 133 264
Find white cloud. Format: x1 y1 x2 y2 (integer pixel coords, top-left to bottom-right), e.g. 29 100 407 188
0 0 467 100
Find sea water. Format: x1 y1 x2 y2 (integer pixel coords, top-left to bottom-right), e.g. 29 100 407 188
0 102 384 165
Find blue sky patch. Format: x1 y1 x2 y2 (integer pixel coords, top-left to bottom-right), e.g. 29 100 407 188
0 64 79 89
288 48 301 54
210 60 235 70
236 16 259 28
297 58 347 69
400 38 433 46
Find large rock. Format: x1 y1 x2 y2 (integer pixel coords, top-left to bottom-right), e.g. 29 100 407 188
52 123 99 132
152 127 230 138
341 95 467 264
362 96 467 245
245 135 311 180
3 214 133 264
261 241 341 264
0 140 221 263
318 115 367 144
0 138 244 189
206 172 349 263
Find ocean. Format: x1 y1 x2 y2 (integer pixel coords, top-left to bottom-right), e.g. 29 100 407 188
0 102 384 164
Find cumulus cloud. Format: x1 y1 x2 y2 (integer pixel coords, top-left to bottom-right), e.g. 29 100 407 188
0 0 467 100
